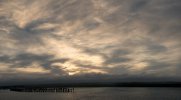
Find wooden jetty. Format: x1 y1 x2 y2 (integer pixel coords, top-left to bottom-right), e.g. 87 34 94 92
10 87 74 93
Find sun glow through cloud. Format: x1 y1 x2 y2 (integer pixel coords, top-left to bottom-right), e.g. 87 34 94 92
0 0 181 84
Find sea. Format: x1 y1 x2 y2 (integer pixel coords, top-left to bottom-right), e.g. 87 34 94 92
0 87 181 100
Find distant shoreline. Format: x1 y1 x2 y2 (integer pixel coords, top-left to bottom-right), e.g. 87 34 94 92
1 82 181 90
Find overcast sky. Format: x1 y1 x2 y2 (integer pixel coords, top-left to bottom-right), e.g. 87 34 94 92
0 0 181 85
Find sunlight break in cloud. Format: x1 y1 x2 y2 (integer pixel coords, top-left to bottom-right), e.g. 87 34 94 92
0 0 181 84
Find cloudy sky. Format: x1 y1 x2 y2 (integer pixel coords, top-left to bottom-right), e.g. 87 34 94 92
0 0 181 85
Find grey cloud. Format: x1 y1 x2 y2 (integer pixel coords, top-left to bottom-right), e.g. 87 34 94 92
103 49 131 65
0 0 181 85
105 65 131 75
0 53 69 75
83 48 132 65
104 57 131 65
47 0 94 21
83 20 101 31
145 60 171 70
73 62 102 70
0 0 95 45
81 48 132 67
103 0 181 40
129 0 148 12
146 43 167 54
134 0 181 40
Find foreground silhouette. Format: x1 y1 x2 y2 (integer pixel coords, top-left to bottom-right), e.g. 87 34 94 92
0 82 181 92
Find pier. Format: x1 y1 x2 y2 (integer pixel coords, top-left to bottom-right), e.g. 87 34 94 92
10 87 74 93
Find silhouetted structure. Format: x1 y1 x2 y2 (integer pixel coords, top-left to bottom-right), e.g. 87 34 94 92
10 87 74 93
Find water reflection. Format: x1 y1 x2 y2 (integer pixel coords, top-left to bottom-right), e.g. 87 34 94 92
0 88 181 100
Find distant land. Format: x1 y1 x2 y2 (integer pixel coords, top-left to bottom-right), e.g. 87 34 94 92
0 82 181 90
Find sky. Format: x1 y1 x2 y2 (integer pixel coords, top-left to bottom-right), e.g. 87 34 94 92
0 0 181 85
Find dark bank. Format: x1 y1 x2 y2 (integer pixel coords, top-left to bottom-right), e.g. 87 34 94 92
1 82 181 93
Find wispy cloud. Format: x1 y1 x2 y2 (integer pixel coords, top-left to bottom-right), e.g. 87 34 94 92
0 0 181 84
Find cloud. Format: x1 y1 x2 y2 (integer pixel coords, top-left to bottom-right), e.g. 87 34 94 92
0 0 181 84
0 53 69 76
103 49 132 65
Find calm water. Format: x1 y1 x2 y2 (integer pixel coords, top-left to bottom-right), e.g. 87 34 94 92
0 88 181 100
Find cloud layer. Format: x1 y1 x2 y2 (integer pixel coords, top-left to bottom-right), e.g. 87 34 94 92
0 0 181 84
